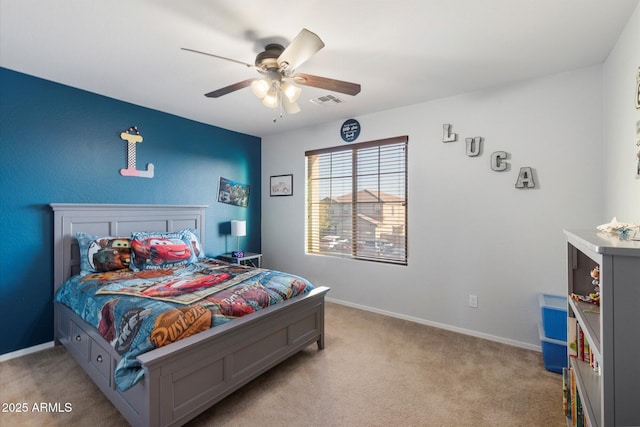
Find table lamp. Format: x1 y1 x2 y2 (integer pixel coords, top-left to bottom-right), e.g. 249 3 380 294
230 220 246 257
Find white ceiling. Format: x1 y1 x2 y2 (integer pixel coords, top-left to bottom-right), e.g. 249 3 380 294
1 0 637 137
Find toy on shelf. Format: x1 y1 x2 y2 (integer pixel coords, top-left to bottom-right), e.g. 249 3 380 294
570 266 601 306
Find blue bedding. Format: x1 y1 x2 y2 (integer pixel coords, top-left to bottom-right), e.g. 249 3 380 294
54 258 314 391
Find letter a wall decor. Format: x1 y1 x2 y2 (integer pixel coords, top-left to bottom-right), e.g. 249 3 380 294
119 126 154 178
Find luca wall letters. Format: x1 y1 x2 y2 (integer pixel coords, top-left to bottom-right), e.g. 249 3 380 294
442 124 536 189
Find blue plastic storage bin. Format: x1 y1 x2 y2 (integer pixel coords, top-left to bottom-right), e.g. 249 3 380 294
538 293 567 341
538 323 567 374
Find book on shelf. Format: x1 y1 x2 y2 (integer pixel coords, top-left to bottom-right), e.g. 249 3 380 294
571 368 577 425
576 392 584 427
564 366 591 427
568 316 601 374
568 317 578 358
578 328 584 361
583 335 590 363
563 367 570 417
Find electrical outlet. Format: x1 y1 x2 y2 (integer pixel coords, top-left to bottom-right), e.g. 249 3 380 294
468 294 478 308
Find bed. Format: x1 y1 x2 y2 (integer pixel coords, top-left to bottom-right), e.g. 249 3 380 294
51 203 329 427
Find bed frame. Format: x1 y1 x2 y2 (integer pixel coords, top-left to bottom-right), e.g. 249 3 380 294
51 204 329 427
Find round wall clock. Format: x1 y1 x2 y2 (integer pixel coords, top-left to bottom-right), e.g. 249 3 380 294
340 119 360 142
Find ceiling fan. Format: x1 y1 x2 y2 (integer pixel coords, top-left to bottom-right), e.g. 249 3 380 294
181 28 361 116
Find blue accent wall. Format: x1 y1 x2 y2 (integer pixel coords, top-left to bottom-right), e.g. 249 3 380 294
0 67 262 355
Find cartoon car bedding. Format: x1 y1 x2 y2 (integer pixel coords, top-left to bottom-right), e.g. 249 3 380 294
54 257 314 391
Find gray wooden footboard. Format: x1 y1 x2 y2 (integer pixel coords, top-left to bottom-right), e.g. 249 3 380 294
55 286 328 427
51 204 329 426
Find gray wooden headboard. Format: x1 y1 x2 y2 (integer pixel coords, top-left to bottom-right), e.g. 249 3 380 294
50 204 207 292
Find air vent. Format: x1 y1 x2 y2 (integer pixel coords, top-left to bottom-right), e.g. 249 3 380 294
309 94 344 105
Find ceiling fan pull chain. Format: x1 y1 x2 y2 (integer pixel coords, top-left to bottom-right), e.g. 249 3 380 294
272 90 279 123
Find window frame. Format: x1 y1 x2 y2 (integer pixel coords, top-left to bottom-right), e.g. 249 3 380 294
305 135 408 265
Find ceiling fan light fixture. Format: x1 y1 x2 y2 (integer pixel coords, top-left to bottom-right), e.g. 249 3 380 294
282 81 302 103
262 89 279 108
185 28 361 118
251 78 270 99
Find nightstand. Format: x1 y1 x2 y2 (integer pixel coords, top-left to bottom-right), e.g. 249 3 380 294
218 252 262 268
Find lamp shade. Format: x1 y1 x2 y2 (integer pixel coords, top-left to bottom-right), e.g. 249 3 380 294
262 89 279 108
231 220 246 237
282 82 301 103
251 79 270 98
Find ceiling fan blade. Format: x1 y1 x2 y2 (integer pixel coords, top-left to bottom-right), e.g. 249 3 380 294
205 79 255 98
292 73 361 96
277 28 325 71
181 48 256 69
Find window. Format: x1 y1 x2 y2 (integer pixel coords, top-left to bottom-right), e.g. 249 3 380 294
306 136 407 265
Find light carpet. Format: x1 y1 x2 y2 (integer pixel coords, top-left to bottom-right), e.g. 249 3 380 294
0 302 564 426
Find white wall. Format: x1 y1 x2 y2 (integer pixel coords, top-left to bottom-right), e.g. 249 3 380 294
262 66 604 349
603 2 640 221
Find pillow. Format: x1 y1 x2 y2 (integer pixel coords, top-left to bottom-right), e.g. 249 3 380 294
129 230 198 271
182 228 204 259
76 232 132 275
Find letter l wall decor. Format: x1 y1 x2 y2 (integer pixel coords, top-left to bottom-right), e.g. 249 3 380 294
119 126 154 178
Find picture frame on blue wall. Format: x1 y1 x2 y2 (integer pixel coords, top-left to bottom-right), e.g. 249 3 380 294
217 176 250 207
270 174 293 196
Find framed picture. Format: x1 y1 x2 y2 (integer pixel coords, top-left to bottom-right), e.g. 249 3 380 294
217 176 250 207
270 174 293 196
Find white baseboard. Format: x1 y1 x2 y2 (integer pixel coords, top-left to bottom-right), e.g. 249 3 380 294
0 341 55 363
326 297 542 353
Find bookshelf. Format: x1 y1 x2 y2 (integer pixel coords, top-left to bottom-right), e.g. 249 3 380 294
564 230 640 427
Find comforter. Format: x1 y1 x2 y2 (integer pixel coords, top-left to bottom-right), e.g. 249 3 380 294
54 258 314 391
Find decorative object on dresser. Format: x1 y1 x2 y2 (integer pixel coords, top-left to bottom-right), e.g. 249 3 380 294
562 229 640 427
50 204 328 427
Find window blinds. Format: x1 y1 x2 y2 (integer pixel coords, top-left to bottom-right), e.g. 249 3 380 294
306 136 407 265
